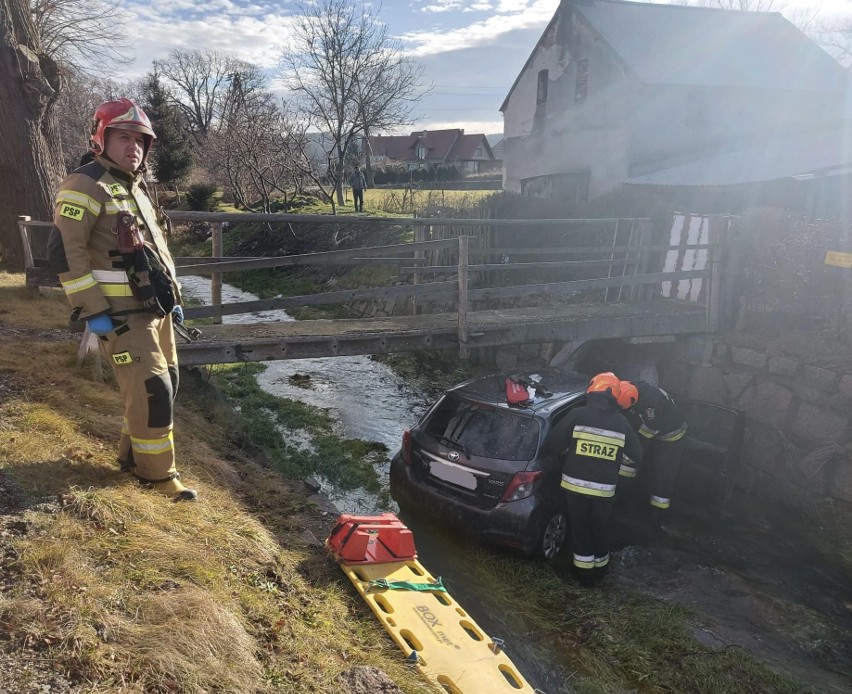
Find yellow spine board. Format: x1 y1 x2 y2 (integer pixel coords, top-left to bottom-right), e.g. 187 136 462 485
339 557 535 693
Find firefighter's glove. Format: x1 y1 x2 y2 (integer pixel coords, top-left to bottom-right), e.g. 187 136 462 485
87 314 114 336
172 305 184 324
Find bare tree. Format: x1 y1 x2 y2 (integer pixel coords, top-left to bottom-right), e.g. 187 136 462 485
30 0 131 74
153 49 265 139
0 0 66 269
280 0 425 208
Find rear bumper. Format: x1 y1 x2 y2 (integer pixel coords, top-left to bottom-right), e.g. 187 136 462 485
389 453 546 556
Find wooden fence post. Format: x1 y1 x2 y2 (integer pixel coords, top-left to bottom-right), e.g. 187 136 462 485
211 222 223 324
412 220 426 315
458 235 470 359
706 216 726 331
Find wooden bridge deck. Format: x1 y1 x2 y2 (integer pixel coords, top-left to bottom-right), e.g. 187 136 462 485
176 300 707 365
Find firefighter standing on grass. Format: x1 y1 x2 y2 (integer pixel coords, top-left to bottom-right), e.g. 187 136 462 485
618 380 686 526
551 373 642 585
47 98 197 502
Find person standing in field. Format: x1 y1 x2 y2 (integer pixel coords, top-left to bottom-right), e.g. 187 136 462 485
348 166 367 212
48 98 197 502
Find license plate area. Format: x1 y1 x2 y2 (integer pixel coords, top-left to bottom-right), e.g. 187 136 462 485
429 459 478 490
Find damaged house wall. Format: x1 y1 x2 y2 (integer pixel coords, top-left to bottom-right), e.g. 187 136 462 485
500 0 846 202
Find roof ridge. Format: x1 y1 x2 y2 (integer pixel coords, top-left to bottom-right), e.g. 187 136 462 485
576 0 781 15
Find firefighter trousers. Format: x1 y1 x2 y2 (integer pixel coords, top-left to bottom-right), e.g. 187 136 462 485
647 437 685 511
565 491 614 582
97 312 179 483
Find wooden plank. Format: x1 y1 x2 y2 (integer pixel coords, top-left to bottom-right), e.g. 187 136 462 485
176 238 458 276
467 270 707 302
164 210 647 228
471 244 712 256
182 280 458 320
176 301 706 365
400 258 642 274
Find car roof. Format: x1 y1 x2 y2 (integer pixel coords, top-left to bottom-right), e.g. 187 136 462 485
447 368 587 415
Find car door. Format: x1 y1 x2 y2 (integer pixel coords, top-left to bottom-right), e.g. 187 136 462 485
677 399 745 513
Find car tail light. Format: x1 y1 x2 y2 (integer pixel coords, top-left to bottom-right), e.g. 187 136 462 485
402 429 412 465
500 470 543 502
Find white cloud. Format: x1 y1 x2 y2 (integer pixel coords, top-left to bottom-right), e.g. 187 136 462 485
420 0 466 12
400 0 558 56
122 2 295 76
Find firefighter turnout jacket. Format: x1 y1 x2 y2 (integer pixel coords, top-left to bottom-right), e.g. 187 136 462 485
48 155 183 486
555 392 643 498
633 382 687 442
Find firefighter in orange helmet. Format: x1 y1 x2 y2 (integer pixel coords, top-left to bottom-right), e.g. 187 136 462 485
47 98 197 501
548 372 642 585
617 380 686 528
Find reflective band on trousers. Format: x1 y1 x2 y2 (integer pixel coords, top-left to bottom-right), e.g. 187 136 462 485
131 432 174 455
561 474 616 497
595 554 609 567
61 273 97 294
573 553 595 569
650 495 671 509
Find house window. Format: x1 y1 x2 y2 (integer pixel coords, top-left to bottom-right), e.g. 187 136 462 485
537 69 549 105
475 147 483 157
575 59 589 102
416 144 427 160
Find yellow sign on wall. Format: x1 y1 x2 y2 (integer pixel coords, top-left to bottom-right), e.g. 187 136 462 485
824 251 852 268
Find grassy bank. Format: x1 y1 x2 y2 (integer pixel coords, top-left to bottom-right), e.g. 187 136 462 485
0 271 809 693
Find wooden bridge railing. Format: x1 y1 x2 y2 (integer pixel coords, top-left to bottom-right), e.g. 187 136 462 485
18 210 720 359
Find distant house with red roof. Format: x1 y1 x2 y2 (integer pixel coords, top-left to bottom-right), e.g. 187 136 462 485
367 129 498 173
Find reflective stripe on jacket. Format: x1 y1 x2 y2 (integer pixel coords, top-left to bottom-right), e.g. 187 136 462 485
48 156 181 320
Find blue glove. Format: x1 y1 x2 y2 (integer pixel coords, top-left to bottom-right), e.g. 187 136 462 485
172 305 184 324
87 314 114 336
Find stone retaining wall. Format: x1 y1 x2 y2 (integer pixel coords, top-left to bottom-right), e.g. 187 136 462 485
658 335 852 508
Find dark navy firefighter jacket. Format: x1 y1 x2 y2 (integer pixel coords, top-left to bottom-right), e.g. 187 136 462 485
552 391 643 498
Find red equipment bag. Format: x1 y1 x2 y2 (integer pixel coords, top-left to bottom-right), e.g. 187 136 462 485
505 377 531 406
326 513 417 564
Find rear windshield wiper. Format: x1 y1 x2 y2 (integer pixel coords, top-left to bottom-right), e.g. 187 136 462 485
435 434 471 460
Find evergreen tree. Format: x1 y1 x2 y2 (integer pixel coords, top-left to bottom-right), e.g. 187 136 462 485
142 74 193 194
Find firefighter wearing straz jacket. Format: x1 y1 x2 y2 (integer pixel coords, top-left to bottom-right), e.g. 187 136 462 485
617 380 686 527
48 99 197 501
551 373 642 586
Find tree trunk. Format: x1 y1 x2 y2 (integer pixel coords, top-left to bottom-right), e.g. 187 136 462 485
335 150 345 206
362 131 374 188
0 0 66 270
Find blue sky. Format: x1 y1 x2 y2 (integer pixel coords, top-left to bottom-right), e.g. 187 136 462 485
121 0 849 137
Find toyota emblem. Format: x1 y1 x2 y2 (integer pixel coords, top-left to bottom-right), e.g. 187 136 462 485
447 451 460 462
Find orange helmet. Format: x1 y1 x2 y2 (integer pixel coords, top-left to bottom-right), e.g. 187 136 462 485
89 98 156 158
587 372 621 398
617 380 639 409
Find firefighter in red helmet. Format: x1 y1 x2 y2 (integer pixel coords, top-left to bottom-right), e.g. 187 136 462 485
47 98 197 501
547 372 642 585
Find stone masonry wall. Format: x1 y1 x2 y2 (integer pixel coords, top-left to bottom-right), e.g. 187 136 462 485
658 335 852 509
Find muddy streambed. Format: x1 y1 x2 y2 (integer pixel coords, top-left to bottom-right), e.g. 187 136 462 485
180 277 851 693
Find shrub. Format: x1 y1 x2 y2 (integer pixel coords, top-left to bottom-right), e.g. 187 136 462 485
186 183 219 211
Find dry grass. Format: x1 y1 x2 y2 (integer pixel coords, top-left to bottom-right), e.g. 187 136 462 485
0 271 431 693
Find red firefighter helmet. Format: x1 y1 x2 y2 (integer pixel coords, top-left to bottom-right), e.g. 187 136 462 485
616 380 639 409
89 98 156 157
587 372 621 398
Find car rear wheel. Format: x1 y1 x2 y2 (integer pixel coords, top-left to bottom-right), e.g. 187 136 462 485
535 510 568 561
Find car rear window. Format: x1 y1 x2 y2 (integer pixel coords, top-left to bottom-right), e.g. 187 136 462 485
422 396 541 461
